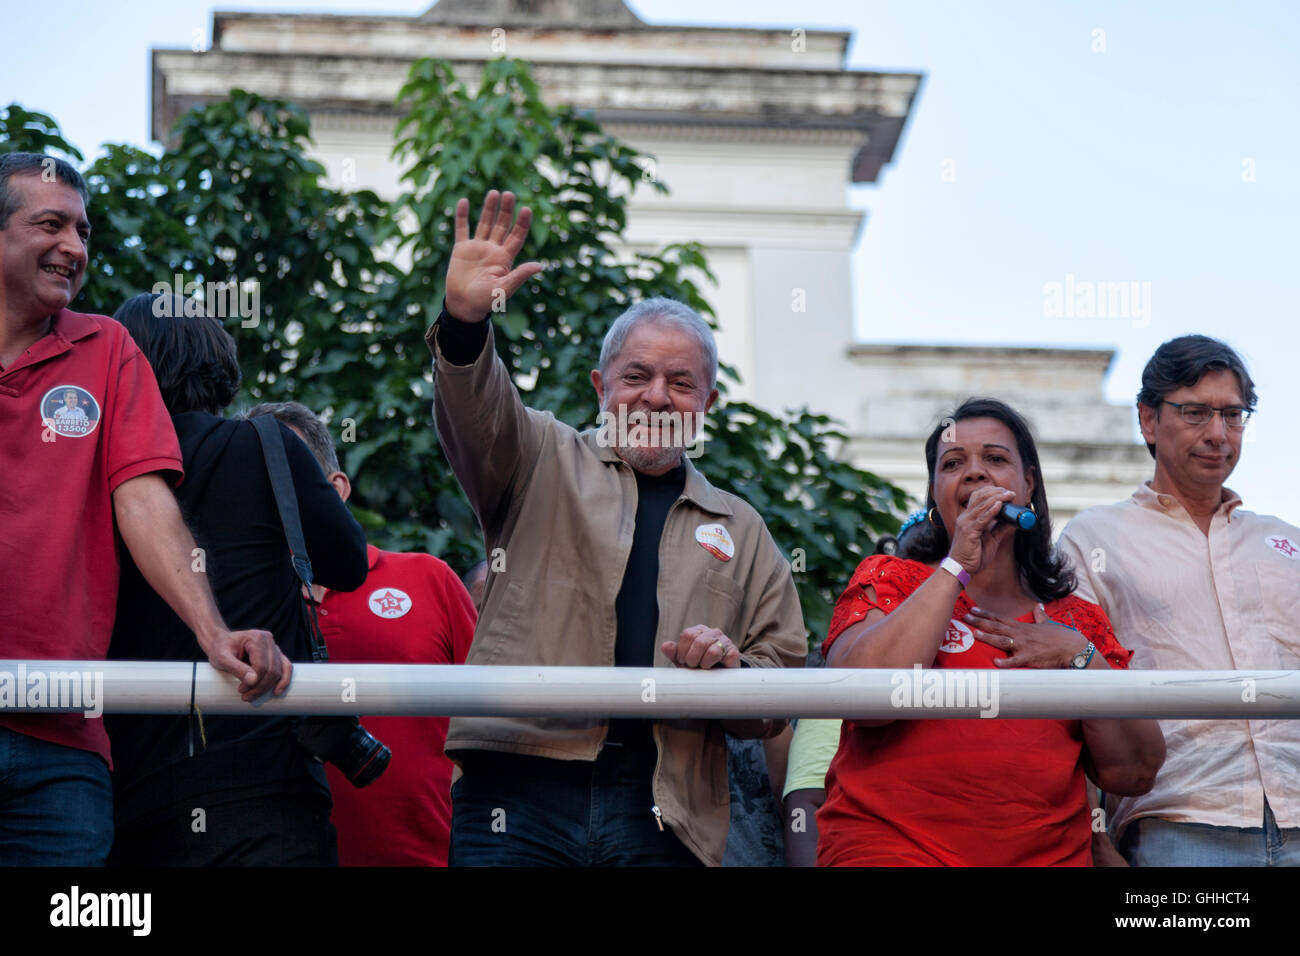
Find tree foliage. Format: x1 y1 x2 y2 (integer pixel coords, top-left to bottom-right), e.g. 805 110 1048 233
1 60 908 642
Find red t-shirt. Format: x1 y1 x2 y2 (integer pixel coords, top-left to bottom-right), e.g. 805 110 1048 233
0 310 182 764
318 546 477 866
816 555 1132 867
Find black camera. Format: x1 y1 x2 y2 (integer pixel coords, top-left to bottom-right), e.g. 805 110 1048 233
295 716 391 788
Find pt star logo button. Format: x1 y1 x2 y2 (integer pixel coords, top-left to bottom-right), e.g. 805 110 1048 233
695 524 734 562
1266 536 1300 560
368 588 412 619
939 620 973 654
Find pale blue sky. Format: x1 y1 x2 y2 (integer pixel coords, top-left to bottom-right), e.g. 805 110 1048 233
4 0 1296 519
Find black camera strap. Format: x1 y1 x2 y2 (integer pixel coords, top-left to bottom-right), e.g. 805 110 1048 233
249 414 329 664
247 415 393 789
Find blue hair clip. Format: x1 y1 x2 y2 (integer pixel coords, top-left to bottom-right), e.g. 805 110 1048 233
897 509 928 537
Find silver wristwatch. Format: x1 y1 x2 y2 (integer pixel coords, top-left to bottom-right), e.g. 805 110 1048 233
1070 641 1097 669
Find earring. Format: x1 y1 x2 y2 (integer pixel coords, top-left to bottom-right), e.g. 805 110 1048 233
1027 502 1037 514
928 508 938 524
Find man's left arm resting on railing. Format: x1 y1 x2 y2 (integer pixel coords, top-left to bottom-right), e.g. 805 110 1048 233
112 471 291 701
662 532 806 738
730 549 807 738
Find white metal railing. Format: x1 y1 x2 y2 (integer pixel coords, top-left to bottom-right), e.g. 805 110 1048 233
1 661 1297 719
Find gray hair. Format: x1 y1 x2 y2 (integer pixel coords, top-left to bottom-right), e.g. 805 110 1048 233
243 401 340 474
599 297 717 390
0 153 89 230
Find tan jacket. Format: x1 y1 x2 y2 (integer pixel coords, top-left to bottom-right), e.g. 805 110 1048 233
429 320 806 865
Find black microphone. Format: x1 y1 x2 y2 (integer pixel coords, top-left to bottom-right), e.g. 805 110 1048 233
997 503 1036 531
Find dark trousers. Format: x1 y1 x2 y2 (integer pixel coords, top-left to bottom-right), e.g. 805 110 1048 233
0 728 113 866
109 793 337 866
449 745 703 867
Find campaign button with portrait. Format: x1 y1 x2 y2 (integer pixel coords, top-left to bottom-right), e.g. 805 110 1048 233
40 384 101 438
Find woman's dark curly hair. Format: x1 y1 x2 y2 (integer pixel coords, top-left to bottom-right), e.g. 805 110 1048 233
909 397 1076 603
113 293 241 415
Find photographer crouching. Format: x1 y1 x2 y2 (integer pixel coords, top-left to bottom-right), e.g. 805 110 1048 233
106 293 370 866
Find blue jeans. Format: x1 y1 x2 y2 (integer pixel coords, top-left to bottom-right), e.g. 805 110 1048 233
0 727 113 866
1121 800 1300 866
449 745 703 867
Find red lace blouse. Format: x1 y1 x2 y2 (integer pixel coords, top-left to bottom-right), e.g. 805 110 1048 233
817 555 1133 867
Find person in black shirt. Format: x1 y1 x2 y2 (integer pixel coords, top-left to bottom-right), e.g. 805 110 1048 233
106 293 368 866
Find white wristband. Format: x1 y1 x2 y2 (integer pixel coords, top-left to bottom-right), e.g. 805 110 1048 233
939 556 971 588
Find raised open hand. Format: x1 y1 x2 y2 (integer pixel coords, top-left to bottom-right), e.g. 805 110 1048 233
444 190 544 323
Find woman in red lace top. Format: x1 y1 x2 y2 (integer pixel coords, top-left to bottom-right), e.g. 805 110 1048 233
817 399 1166 866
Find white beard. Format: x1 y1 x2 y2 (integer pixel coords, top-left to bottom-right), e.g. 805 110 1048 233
616 442 685 474
600 402 697 474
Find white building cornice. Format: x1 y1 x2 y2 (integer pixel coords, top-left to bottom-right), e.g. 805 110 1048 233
210 9 851 69
158 11 922 184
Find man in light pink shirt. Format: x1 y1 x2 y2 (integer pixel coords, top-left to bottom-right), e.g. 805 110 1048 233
1059 335 1300 866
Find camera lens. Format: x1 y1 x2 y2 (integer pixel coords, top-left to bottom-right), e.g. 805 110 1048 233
338 726 392 788
295 717 392 788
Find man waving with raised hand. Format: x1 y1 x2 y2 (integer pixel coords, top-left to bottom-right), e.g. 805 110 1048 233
427 190 805 867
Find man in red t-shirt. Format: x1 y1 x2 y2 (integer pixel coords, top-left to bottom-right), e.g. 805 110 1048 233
0 153 291 865
245 401 477 866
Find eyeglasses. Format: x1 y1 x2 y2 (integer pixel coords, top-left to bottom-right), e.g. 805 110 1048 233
1161 401 1252 429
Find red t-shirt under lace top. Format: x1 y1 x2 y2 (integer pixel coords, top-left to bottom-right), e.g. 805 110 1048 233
817 555 1132 867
